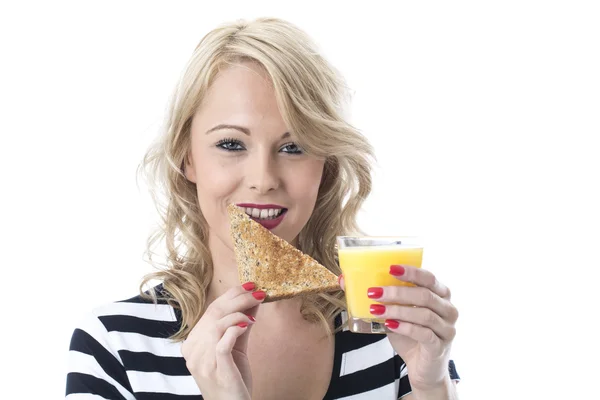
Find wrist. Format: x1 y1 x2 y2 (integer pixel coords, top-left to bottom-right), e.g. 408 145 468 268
411 377 457 400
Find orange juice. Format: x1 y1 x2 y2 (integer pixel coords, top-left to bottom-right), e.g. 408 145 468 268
338 246 423 320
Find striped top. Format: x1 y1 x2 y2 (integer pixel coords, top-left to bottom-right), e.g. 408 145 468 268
66 285 460 399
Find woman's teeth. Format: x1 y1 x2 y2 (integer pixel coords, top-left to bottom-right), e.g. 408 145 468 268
244 207 283 220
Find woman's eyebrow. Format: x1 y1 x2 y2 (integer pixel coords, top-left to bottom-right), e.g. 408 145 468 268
206 124 290 139
206 124 250 135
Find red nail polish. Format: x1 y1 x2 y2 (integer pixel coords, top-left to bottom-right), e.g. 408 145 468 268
237 322 249 328
252 291 266 301
242 282 256 291
370 304 386 315
338 274 343 285
247 315 256 322
389 265 405 276
385 319 400 329
367 287 383 299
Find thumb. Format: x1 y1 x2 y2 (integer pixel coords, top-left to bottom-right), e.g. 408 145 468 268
338 274 345 291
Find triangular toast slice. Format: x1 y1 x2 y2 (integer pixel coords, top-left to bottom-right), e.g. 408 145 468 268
227 204 339 302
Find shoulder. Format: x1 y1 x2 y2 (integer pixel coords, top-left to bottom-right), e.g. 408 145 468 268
69 284 182 358
77 284 181 340
66 285 172 398
66 285 185 397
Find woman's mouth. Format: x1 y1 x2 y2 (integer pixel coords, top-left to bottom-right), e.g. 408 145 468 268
236 204 288 230
242 207 285 220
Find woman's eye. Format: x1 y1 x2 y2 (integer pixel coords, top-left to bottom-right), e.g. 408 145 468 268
216 139 244 151
280 143 303 154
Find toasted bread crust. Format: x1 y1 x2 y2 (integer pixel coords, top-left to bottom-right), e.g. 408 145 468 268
228 204 339 302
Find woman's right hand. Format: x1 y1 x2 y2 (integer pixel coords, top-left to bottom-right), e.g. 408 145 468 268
181 282 265 400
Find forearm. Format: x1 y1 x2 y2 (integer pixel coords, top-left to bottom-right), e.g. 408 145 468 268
410 378 458 400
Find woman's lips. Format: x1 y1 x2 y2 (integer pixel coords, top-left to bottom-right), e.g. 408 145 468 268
250 209 287 230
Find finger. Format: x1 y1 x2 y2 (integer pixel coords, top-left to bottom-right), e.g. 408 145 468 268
206 288 266 319
245 304 259 321
215 312 256 336
370 304 456 341
186 284 263 342
214 324 249 380
368 285 458 322
384 319 443 349
344 269 458 324
222 281 260 300
389 265 451 300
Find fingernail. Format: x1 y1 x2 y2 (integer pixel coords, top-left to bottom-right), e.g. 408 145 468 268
367 287 383 299
385 319 400 329
338 274 343 285
242 282 256 291
252 290 266 301
370 304 386 315
390 265 405 276
247 315 256 322
237 322 249 328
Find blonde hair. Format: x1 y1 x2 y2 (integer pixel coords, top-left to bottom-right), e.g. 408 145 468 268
139 17 374 341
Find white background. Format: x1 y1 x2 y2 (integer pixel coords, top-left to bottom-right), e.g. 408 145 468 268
1 1 599 399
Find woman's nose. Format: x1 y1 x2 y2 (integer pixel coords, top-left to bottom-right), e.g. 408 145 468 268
246 153 280 193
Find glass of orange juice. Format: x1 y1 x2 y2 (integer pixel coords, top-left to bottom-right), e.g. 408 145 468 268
337 236 423 334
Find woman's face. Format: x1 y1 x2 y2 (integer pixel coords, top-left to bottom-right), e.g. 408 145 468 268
185 62 325 250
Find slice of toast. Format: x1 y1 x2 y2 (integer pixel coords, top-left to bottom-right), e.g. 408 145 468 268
227 204 339 302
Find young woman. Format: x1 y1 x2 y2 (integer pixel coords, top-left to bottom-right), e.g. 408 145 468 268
66 17 460 400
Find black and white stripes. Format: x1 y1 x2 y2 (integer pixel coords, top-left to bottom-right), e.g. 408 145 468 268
66 286 459 399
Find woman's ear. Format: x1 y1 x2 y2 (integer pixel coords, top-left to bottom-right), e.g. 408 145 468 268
183 153 197 183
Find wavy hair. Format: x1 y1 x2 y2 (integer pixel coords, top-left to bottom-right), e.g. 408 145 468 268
138 17 374 341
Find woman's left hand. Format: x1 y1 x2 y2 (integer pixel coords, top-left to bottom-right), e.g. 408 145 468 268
340 265 459 391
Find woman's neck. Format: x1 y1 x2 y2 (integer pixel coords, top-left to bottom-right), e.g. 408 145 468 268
206 232 239 303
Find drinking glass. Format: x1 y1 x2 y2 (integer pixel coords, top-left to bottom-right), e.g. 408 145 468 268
337 236 423 334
